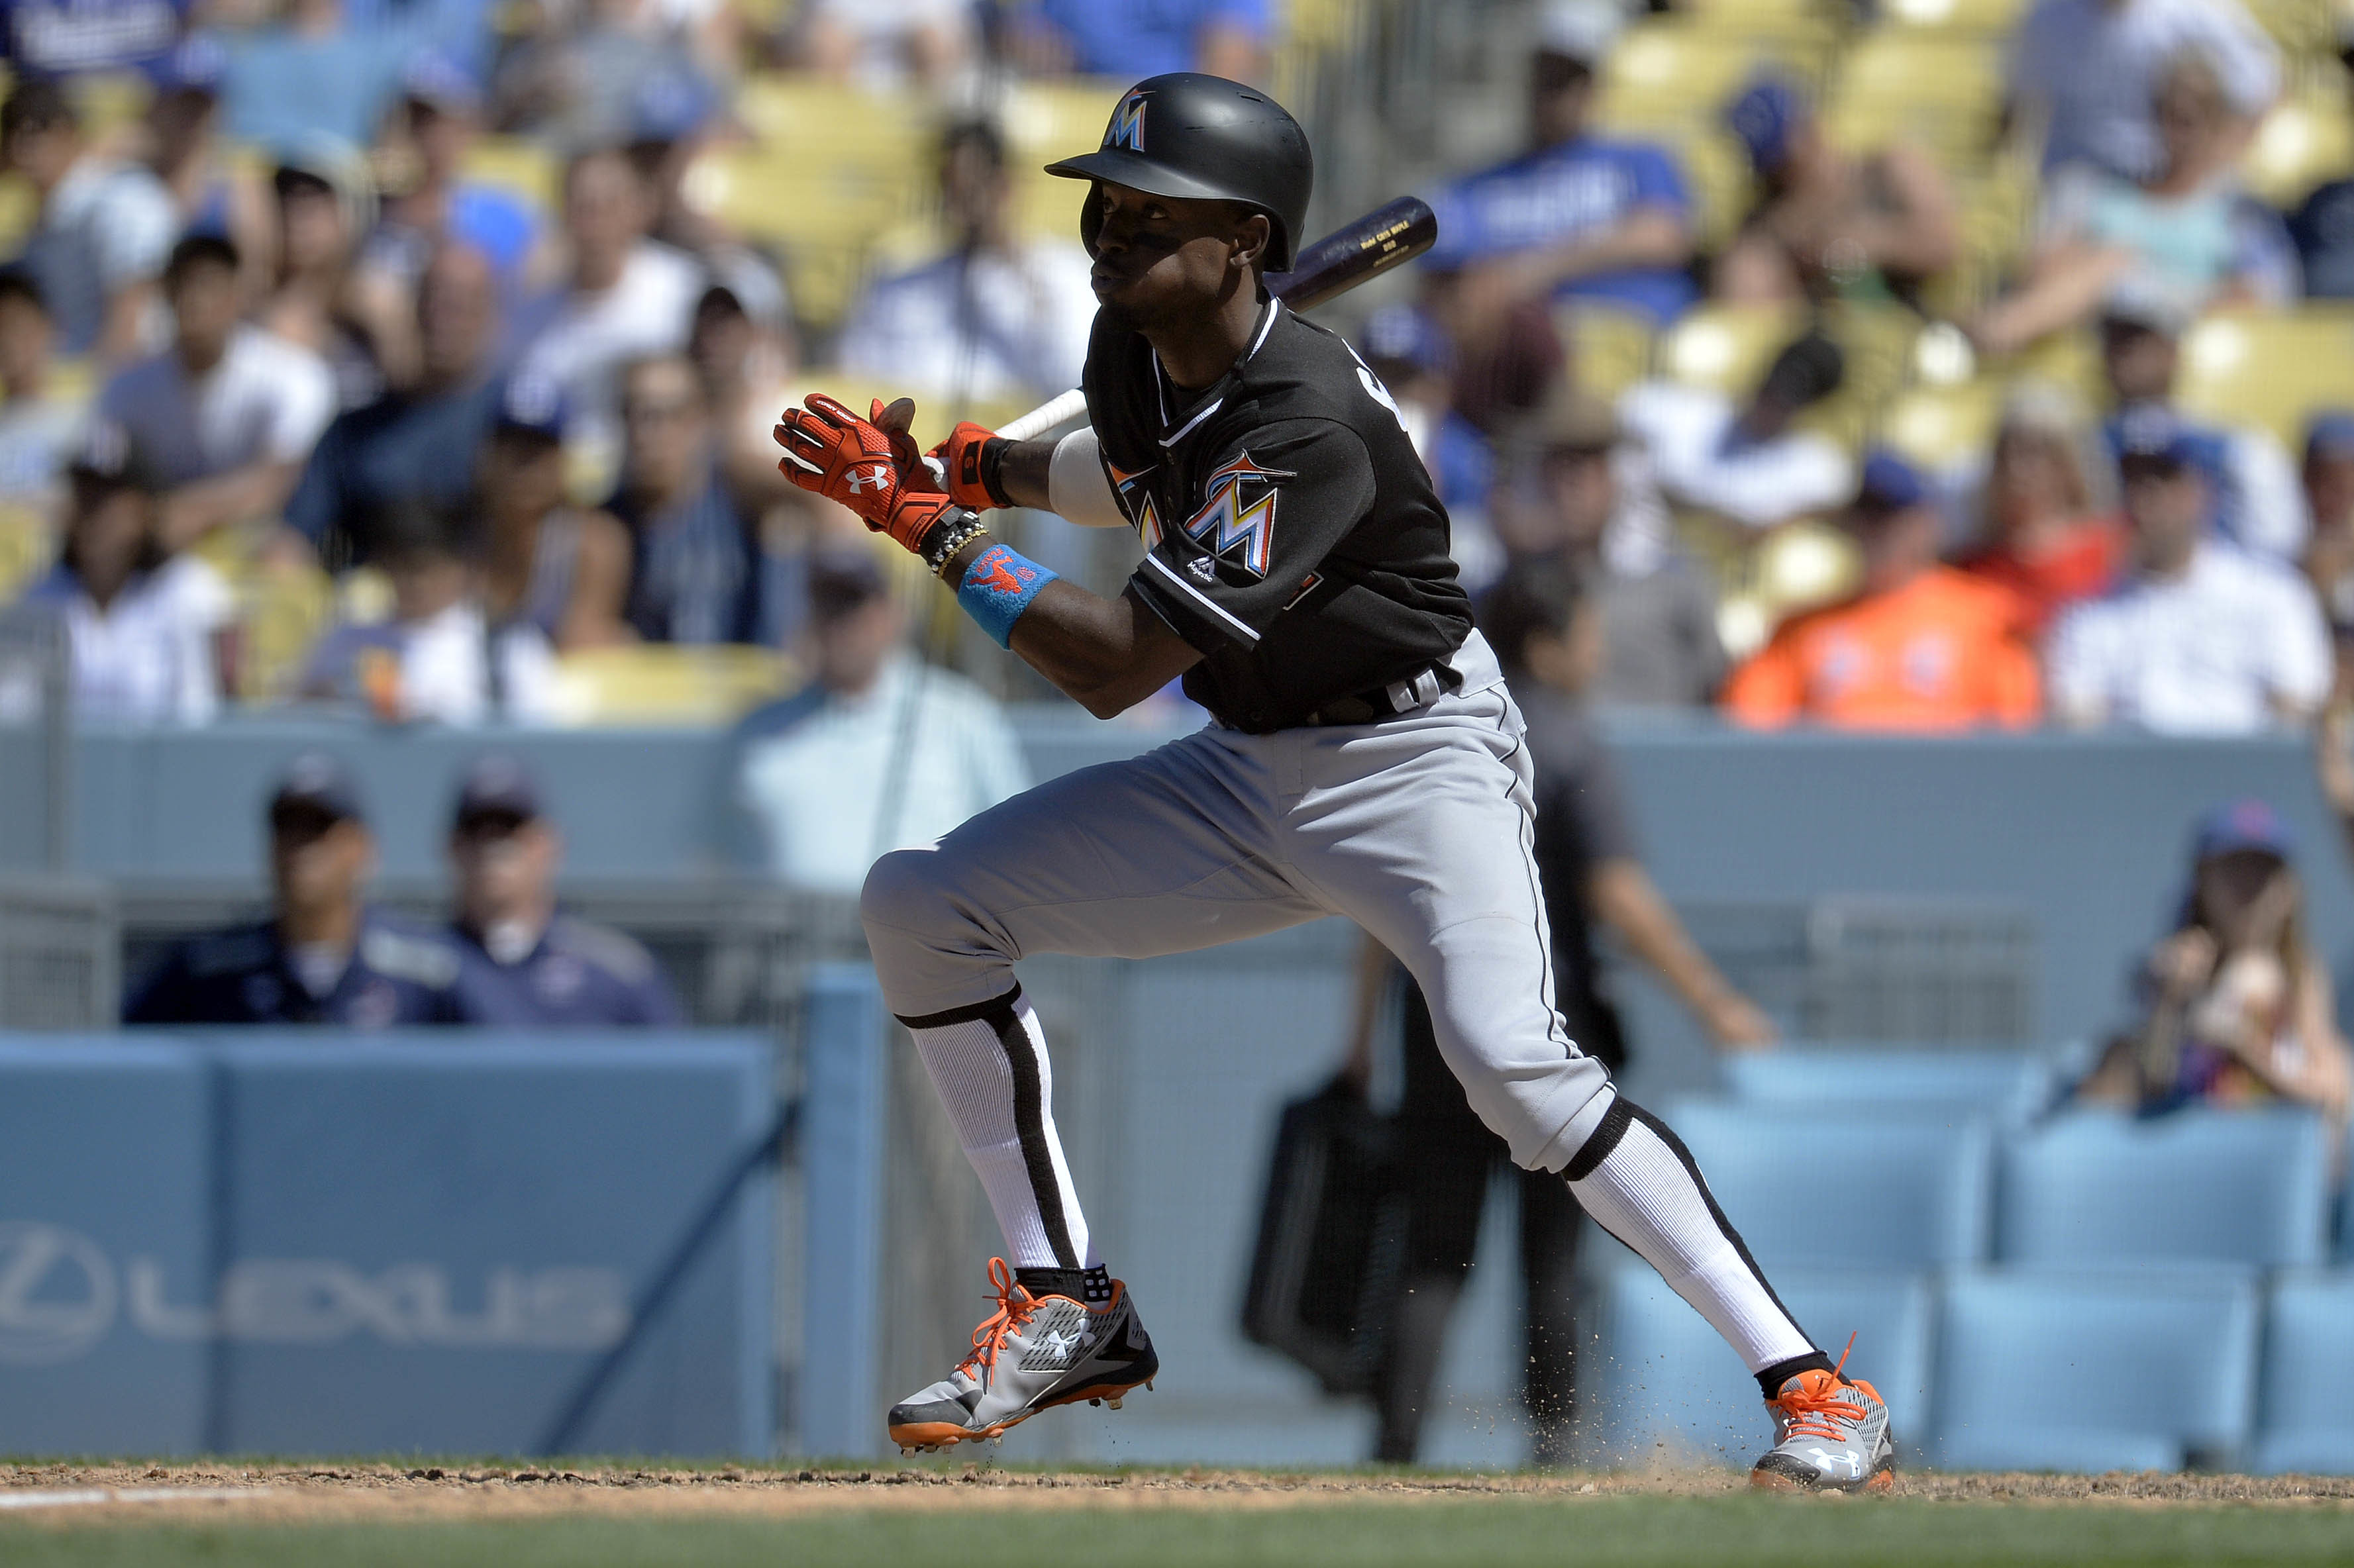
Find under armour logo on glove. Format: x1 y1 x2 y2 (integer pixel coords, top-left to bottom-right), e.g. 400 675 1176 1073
776 393 956 553
843 464 892 495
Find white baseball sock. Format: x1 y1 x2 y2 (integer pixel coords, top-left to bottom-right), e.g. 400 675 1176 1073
1564 1098 1822 1382
900 986 1100 1281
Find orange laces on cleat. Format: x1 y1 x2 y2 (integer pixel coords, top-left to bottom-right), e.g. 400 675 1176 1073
1769 1334 1882 1443
956 1258 1042 1379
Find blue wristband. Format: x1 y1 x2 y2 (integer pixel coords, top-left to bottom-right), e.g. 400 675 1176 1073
956 543 1058 649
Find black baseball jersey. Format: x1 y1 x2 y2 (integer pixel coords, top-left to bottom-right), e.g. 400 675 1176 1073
1089 297 1472 732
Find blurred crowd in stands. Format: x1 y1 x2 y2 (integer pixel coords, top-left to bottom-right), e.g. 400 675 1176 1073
10 0 2354 793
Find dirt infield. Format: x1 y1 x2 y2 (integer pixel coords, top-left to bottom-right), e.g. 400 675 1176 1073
6 1461 2354 1529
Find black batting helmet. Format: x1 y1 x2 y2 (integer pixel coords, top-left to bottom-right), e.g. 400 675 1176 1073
1045 74 1313 271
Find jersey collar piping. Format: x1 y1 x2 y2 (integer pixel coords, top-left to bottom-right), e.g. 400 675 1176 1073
1151 297 1282 450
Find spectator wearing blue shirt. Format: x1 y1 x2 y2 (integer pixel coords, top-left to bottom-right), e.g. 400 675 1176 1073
221 0 413 154
358 56 544 316
445 754 684 1026
607 352 764 644
285 242 505 567
1 76 178 362
125 754 466 1025
1424 0 1698 342
1013 0 1266 83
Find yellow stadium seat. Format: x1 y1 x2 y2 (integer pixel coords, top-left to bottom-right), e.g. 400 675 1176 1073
233 560 336 704
1598 22 1832 134
1658 302 1810 393
2242 0 2336 55
1882 379 2006 469
2246 88 2354 209
0 173 35 258
0 501 51 603
2175 307 2354 450
1555 303 1656 401
547 644 797 727
461 136 560 213
1001 77 1127 240
1835 32 2003 109
1878 0 2030 34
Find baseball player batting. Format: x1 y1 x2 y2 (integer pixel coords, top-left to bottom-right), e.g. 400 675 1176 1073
775 72 1894 1491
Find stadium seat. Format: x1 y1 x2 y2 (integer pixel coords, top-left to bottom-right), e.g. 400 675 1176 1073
1598 23 1831 136
1720 1047 2055 1122
2174 309 2354 452
1661 1102 1996 1269
1882 380 2006 471
1578 1265 1933 1470
1657 303 1808 394
1996 1108 2333 1268
460 136 559 213
1878 0 2031 36
2253 1271 2354 1475
1932 1267 2261 1472
0 501 50 603
547 644 797 727
1554 303 1656 401
1001 78 1128 240
2246 89 2354 211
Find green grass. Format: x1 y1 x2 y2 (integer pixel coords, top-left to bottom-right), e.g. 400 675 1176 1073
9 1496 2354 1567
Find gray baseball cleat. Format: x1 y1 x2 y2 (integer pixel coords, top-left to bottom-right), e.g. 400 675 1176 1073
1749 1351 1897 1494
888 1258 1158 1453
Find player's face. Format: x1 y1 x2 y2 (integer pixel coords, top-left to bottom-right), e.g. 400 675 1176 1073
1087 183 1263 329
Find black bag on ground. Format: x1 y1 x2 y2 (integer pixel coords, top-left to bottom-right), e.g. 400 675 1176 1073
1239 1075 1403 1398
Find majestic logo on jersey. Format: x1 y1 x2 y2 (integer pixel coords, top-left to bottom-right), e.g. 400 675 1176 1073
1182 451 1293 579
1108 91 1146 152
1106 460 1162 548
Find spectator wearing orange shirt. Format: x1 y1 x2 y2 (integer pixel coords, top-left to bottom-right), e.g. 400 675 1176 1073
1953 384 2124 638
1726 450 2041 731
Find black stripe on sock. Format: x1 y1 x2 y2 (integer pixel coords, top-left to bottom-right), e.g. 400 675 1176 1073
896 983 1025 1030
990 1001 1080 1270
1561 1095 1632 1183
1620 1101 1819 1367
1755 1350 1837 1403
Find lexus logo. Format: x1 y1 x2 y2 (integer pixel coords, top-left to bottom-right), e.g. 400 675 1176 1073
0 1222 117 1364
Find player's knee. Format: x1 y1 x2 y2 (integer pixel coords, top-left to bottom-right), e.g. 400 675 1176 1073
858 848 957 940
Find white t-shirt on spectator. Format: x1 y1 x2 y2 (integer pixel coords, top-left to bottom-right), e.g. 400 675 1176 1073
2047 541 2329 734
0 392 88 507
2214 420 2308 564
300 600 561 728
1617 379 1855 532
733 651 1029 894
837 239 1096 405
97 326 336 487
20 155 177 356
23 552 230 725
2010 0 2279 179
511 240 704 454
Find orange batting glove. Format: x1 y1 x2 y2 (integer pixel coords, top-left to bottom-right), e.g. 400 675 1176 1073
929 420 1013 511
776 393 959 555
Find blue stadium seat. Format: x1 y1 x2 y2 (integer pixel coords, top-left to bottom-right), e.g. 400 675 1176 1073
1663 1102 1995 1268
1720 1048 2054 1122
1932 1268 2261 1472
1997 1109 2332 1267
2255 1271 2354 1475
1578 1265 1933 1470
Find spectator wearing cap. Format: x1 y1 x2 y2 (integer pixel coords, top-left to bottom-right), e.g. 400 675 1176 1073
0 270 89 518
1492 388 1723 708
1359 303 1499 588
295 497 561 724
728 548 1028 894
2076 800 2350 1141
1616 330 1854 534
0 76 178 363
474 374 631 651
16 420 232 724
140 36 270 263
2086 285 2305 564
1726 450 2041 732
838 119 1094 411
607 352 765 645
96 234 337 554
286 243 506 567
359 53 546 316
256 138 386 413
2051 412 2329 734
2301 411 2354 655
1008 0 1264 82
1715 74 1959 309
1974 47 2296 358
508 146 705 467
218 0 412 153
124 753 466 1025
2008 0 2278 181
444 754 684 1025
1953 383 2124 638
1422 0 1697 360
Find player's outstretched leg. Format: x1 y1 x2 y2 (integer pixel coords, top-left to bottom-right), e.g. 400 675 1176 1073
1561 1098 1894 1493
878 985 1158 1451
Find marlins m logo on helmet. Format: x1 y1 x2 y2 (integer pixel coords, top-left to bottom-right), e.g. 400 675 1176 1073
1108 89 1146 152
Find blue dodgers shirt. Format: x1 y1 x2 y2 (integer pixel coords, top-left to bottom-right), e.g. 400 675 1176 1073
1424 134 1699 326
1033 0 1266 77
0 0 185 77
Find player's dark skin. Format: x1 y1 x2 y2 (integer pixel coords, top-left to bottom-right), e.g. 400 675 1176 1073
905 182 1275 719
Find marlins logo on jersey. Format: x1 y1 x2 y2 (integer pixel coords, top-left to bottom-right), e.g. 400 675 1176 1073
1107 460 1162 548
1108 89 1146 151
1182 452 1293 579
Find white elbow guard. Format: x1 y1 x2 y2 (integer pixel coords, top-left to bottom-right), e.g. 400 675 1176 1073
1048 427 1129 528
